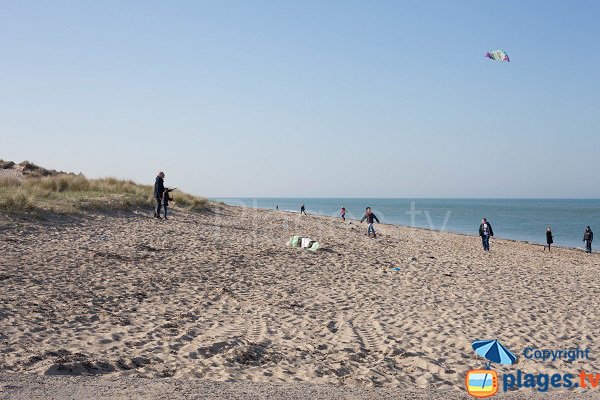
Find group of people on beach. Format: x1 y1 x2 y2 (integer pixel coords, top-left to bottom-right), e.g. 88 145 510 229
479 219 594 253
296 202 595 253
297 204 382 239
156 183 594 252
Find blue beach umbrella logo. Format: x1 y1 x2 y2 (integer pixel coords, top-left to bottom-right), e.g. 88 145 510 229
466 340 516 398
472 339 517 366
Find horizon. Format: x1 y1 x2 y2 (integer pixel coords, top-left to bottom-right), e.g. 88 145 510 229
3 1 600 198
213 196 600 200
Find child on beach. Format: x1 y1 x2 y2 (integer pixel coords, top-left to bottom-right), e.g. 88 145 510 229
360 207 380 238
162 188 175 220
545 226 553 252
340 207 347 221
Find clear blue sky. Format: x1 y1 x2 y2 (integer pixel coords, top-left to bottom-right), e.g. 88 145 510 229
2 1 599 198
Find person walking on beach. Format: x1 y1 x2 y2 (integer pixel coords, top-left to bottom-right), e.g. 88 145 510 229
340 206 347 221
153 171 165 219
479 218 494 251
545 226 553 252
300 204 307 216
360 207 380 238
583 226 593 253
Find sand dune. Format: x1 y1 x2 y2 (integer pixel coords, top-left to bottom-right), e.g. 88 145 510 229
1 205 599 396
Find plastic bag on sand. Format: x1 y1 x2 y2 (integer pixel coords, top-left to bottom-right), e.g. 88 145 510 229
287 236 302 247
301 238 314 248
307 242 320 252
287 236 320 252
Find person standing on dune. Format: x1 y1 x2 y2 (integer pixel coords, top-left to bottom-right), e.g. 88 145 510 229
479 218 494 251
154 171 165 219
360 207 380 238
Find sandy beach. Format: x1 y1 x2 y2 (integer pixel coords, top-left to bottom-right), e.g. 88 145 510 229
1 205 599 398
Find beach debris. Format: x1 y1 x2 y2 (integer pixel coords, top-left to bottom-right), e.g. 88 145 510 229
327 321 338 333
287 236 321 252
485 50 510 62
392 267 401 271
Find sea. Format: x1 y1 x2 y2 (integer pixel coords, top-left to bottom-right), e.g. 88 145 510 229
213 198 600 250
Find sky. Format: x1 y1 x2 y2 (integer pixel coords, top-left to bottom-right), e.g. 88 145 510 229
2 1 599 198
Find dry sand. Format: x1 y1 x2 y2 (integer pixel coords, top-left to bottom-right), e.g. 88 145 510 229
2 373 599 399
1 205 599 398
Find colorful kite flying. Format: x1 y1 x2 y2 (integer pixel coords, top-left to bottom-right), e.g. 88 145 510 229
485 50 510 62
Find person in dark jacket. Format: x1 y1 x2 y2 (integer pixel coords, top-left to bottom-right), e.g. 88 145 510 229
360 207 380 238
583 226 593 253
154 171 165 218
300 204 307 216
545 226 553 252
478 218 494 251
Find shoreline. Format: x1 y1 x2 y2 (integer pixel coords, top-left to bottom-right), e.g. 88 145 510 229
219 202 597 253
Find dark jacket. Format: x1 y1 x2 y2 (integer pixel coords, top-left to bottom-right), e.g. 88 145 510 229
479 222 494 237
546 231 553 244
154 176 164 199
361 212 380 224
584 229 594 242
162 188 173 206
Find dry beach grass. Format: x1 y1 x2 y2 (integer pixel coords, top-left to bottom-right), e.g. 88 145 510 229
1 186 600 398
0 162 210 214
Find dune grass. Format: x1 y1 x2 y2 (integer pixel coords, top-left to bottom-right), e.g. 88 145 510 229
0 174 211 214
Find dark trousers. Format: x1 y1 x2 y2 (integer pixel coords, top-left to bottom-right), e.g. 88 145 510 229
585 240 592 253
482 235 490 251
155 197 162 217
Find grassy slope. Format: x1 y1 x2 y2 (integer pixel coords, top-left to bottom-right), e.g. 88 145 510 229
0 174 211 214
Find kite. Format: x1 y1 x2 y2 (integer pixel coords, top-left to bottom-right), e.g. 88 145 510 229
485 50 510 62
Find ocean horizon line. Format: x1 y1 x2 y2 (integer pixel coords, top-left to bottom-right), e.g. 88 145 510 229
211 196 600 200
